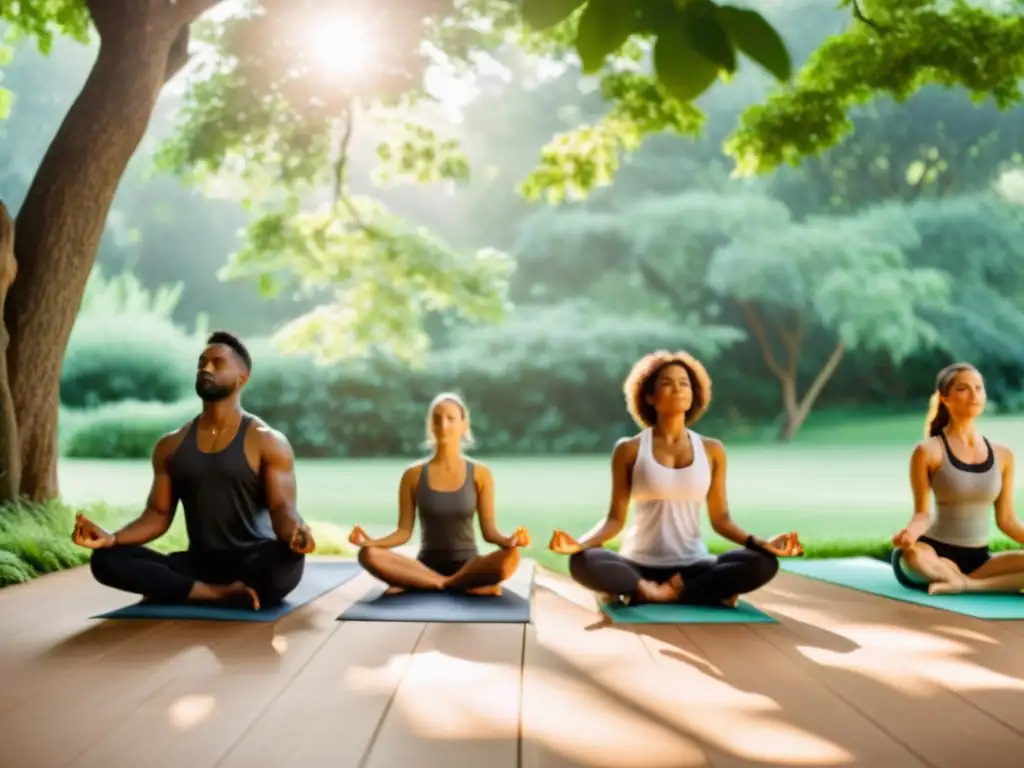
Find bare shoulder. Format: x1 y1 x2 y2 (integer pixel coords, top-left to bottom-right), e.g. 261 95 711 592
153 422 192 465
913 436 943 466
469 458 493 485
401 461 425 486
991 440 1015 468
612 435 641 464
699 435 725 461
250 417 294 460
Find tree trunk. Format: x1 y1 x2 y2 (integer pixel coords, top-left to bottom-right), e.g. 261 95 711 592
777 341 846 441
0 202 19 501
735 300 848 442
3 0 200 502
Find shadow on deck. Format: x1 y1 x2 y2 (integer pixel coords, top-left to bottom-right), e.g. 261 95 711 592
1 562 1024 767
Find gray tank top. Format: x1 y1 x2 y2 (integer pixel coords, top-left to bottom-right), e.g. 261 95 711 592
416 460 479 558
924 434 1002 548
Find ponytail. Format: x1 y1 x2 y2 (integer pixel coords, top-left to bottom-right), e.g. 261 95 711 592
925 392 950 438
925 362 978 438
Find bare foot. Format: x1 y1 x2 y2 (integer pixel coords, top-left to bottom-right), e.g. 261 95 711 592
637 579 681 603
466 584 503 596
928 576 967 596
721 595 740 608
384 586 406 596
213 582 261 610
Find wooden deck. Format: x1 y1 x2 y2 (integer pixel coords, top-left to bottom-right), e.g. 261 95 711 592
2 561 1024 767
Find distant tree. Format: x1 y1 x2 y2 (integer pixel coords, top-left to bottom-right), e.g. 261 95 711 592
707 202 950 438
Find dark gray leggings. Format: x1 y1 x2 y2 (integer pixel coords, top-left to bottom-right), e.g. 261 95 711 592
569 547 779 605
90 540 305 606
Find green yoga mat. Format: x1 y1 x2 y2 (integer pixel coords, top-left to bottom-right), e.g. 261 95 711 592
781 556 1024 619
600 599 776 624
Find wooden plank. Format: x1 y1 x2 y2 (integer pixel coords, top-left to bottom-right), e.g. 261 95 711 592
0 567 187 718
752 574 1024 767
64 571 376 768
520 586 719 767
676 623 928 766
216 621 427 768
362 622 524 768
0 619 256 767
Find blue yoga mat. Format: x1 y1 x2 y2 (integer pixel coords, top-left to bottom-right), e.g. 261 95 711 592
93 561 362 622
781 556 1024 619
601 599 777 624
338 560 535 623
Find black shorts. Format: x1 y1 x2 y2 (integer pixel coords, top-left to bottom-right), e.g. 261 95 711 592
892 536 990 590
417 551 474 577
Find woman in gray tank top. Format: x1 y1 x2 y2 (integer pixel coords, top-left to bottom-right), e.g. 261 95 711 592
892 363 1024 595
348 392 530 595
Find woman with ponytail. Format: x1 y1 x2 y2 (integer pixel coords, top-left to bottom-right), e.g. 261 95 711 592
891 363 1024 595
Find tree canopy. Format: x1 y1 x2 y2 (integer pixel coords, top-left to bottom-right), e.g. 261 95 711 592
1 0 1023 500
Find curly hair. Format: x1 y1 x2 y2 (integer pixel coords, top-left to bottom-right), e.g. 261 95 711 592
623 350 712 429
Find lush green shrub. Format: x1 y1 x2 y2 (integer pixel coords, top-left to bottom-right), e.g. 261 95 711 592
0 500 94 587
240 305 742 457
62 314 196 408
64 399 198 459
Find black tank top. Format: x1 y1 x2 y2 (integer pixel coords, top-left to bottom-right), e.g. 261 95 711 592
168 414 276 553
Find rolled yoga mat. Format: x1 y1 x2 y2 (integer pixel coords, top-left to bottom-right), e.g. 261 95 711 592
93 561 362 622
338 560 535 623
601 599 777 624
781 556 1024 619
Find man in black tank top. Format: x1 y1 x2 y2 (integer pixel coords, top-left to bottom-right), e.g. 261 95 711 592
72 331 315 610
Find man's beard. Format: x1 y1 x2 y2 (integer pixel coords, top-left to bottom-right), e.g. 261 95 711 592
195 378 235 402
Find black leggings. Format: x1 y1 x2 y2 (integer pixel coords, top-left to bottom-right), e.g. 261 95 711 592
90 540 305 606
568 547 779 605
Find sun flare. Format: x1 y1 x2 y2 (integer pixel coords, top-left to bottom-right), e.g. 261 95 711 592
308 14 374 78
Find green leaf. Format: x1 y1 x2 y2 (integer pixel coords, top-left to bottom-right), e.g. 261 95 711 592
0 88 11 120
653 24 719 103
717 5 792 81
575 0 639 74
681 1 737 75
521 0 586 31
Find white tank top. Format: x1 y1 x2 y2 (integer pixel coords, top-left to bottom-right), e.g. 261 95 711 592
618 428 712 567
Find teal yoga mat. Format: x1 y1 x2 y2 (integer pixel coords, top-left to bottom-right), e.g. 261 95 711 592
93 561 362 622
781 556 1024 619
601 599 776 624
339 560 535 623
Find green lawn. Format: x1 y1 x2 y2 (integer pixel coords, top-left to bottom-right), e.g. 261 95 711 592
60 411 1024 568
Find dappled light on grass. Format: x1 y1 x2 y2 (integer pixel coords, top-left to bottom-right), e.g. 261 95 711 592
168 694 215 731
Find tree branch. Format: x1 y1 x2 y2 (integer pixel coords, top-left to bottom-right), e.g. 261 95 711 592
164 24 191 83
169 0 227 24
737 300 788 381
796 340 846 417
635 258 690 318
851 0 886 34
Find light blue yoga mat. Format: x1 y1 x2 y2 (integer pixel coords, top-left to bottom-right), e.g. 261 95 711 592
781 556 1024 619
339 560 535 623
93 561 362 622
601 599 777 624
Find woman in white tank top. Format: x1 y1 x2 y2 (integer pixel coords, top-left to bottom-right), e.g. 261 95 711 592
547 350 804 607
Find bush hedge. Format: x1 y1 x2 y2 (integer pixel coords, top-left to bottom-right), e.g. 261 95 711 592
61 306 743 459
64 400 199 459
61 314 196 408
